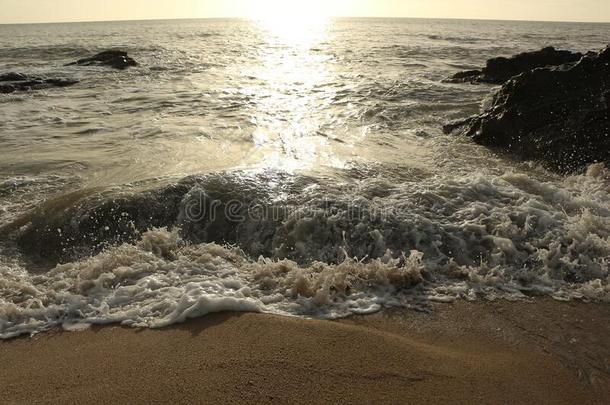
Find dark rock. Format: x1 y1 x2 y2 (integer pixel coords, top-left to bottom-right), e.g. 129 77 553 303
445 47 583 84
67 50 138 70
442 117 477 135
448 69 483 82
0 84 16 94
0 73 79 93
444 46 610 173
0 72 28 82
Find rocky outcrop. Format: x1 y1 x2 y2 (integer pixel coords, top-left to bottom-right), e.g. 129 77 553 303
0 73 28 82
67 50 138 70
0 73 79 94
445 47 583 84
444 46 610 173
0 50 138 94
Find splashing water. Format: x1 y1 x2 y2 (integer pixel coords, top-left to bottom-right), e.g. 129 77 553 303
1 18 609 338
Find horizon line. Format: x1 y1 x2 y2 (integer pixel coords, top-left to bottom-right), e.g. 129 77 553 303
1 15 610 26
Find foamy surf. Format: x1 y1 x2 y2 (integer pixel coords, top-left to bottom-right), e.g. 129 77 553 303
1 166 608 339
1 18 610 340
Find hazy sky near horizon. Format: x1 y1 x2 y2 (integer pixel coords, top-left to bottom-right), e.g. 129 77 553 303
0 0 609 24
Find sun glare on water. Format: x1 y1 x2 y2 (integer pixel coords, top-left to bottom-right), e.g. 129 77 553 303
240 1 346 172
247 0 332 45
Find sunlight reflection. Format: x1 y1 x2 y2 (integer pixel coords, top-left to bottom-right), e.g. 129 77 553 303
248 0 331 46
255 15 330 47
242 16 348 172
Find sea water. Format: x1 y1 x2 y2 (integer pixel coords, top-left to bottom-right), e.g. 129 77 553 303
0 18 608 338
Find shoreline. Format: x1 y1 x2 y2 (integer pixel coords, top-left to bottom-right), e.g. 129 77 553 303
1 299 608 404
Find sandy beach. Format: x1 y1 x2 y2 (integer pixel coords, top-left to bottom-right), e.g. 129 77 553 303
1 299 608 404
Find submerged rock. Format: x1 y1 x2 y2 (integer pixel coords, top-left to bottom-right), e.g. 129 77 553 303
445 47 583 84
0 72 28 82
67 50 138 70
0 73 79 93
444 46 610 173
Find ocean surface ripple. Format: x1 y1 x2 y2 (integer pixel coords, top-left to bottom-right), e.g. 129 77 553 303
1 18 609 338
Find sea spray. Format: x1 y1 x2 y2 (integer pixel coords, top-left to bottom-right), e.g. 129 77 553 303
1 162 608 340
1 19 610 339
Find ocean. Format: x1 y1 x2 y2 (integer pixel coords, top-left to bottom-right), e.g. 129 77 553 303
0 18 609 338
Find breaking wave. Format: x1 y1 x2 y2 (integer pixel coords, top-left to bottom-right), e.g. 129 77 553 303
1 165 608 339
2 18 610 340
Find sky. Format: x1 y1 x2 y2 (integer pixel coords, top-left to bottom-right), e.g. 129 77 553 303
0 0 609 24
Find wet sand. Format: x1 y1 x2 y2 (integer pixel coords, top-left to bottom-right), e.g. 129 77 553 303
1 299 608 404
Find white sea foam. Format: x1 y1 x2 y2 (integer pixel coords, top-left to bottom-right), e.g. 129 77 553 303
1 166 608 339
1 19 609 340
